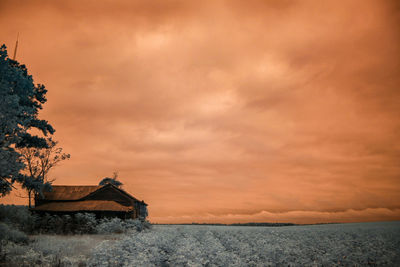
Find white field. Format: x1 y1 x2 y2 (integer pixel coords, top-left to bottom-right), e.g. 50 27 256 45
5 221 400 266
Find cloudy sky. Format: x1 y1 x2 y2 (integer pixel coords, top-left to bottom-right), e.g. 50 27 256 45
1 0 399 223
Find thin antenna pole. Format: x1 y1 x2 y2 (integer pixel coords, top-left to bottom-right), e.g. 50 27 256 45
13 33 19 60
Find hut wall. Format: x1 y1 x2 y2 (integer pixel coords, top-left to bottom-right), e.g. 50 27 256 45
35 198 62 206
33 210 133 220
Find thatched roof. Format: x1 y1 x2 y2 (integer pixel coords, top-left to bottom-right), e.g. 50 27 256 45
34 184 147 214
43 186 101 200
33 200 132 212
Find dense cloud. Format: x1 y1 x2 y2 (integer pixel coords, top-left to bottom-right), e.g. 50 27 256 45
0 0 399 223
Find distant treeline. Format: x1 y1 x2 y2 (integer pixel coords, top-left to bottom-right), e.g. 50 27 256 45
230 222 296 227
155 222 297 227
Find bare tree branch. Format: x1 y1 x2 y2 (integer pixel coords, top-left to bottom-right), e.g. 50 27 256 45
17 138 70 207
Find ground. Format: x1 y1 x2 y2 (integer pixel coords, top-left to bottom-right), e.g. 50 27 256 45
3 221 400 266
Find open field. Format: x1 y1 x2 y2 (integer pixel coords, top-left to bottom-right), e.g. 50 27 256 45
2 221 400 266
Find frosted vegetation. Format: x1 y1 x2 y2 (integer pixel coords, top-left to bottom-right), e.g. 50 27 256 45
0 205 151 266
0 205 150 236
1 205 399 267
88 223 400 266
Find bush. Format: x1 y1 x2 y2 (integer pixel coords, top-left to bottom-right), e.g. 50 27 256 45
0 204 38 234
96 218 152 234
61 214 73 234
0 205 152 235
33 212 98 235
96 217 125 234
74 213 97 234
0 222 28 244
125 219 152 232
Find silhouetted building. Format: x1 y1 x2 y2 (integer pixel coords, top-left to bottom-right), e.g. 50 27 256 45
33 184 148 219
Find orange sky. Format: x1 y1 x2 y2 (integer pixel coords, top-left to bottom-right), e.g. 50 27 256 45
0 0 399 224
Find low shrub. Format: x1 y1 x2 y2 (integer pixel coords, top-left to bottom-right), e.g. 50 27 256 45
0 204 38 234
35 212 101 235
0 205 152 236
96 218 151 234
125 218 152 232
74 213 97 234
96 217 125 234
0 222 28 244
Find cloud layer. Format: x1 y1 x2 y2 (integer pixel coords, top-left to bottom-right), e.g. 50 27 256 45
1 0 399 223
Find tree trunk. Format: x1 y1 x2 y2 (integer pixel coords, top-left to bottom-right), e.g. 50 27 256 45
28 190 32 208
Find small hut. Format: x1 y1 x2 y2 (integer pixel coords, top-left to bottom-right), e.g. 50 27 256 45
33 183 148 219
